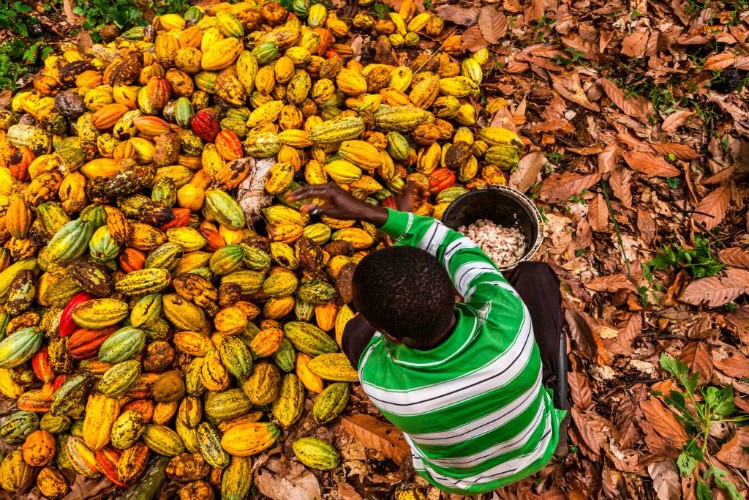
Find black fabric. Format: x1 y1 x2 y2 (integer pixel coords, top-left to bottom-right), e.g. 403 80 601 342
342 262 568 409
503 263 561 381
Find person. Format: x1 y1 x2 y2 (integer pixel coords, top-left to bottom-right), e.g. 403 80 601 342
289 182 569 495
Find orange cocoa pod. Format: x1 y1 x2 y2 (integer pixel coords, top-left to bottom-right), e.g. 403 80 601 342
133 116 171 136
22 430 56 467
17 389 53 412
315 302 338 332
68 326 119 360
92 103 130 129
117 441 150 484
198 222 226 252
215 130 244 161
95 447 128 487
9 146 34 181
160 207 191 230
122 399 155 423
119 248 147 273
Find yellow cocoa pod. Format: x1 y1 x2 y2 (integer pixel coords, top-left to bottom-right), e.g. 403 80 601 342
214 306 248 335
408 74 440 109
82 393 119 451
220 422 280 457
265 161 294 195
201 349 231 392
242 362 281 405
262 295 296 319
295 352 324 394
334 304 355 346
324 159 362 184
201 38 243 71
331 228 374 250
307 352 358 382
335 69 367 96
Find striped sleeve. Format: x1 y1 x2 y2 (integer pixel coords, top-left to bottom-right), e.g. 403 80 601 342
379 209 519 304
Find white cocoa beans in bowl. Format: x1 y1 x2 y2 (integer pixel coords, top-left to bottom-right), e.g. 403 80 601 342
459 219 526 267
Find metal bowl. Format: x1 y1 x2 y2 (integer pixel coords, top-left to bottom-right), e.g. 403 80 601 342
441 186 543 270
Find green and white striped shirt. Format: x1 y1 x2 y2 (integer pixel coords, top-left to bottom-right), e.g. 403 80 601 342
358 210 562 494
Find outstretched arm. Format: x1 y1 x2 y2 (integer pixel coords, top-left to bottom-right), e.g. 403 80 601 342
289 183 518 305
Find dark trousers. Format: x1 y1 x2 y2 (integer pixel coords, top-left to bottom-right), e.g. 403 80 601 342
342 262 567 409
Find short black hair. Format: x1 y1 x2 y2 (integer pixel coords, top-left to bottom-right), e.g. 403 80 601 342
352 246 455 346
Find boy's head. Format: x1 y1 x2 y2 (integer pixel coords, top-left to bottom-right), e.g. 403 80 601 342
352 246 456 347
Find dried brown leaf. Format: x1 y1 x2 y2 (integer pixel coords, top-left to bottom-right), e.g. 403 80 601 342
538 172 600 204
478 6 507 45
640 398 688 448
588 194 609 232
637 206 656 244
719 248 749 269
605 314 642 357
63 0 83 25
524 0 545 22
650 143 701 160
509 152 545 194
715 428 749 469
692 184 731 230
609 167 633 208
460 25 489 52
680 271 747 308
600 78 647 120
571 407 610 459
550 72 600 112
531 119 575 135
703 52 737 71
337 482 363 500
256 459 322 500
620 31 649 58
726 305 749 329
598 144 620 176
77 31 94 55
342 414 410 465
662 111 694 133
647 460 681 500
585 274 636 293
0 90 11 109
622 151 681 177
678 342 713 383
713 347 749 378
568 372 593 409
565 309 611 366
703 166 736 185
433 6 479 26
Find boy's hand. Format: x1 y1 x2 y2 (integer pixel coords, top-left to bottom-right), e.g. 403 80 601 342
288 182 389 227
395 180 417 212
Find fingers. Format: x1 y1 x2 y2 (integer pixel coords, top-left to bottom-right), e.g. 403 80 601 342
401 179 416 195
300 203 327 216
288 182 337 202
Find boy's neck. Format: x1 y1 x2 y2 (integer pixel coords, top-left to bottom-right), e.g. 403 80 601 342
406 314 457 350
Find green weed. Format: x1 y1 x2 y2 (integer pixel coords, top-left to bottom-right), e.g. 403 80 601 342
645 235 724 279
658 354 748 500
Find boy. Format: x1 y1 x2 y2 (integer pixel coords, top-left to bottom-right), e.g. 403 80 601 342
290 183 568 495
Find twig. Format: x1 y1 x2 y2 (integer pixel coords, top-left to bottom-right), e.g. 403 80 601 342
412 49 441 76
600 180 632 279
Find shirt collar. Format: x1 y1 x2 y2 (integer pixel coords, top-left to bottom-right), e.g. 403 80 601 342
381 303 483 369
